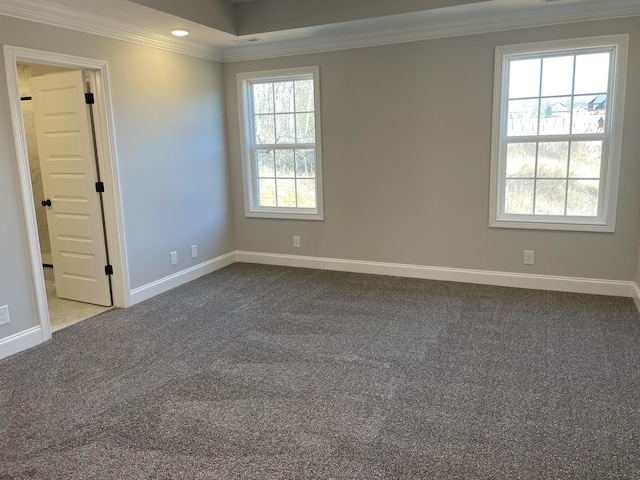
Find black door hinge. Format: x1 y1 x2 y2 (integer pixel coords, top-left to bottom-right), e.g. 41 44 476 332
95 181 105 193
85 93 95 104
105 265 113 275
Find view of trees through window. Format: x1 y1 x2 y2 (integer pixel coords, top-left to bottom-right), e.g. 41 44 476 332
504 51 610 217
251 78 317 209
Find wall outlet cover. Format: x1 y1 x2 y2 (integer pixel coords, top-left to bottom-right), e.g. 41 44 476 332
0 305 10 326
524 250 535 265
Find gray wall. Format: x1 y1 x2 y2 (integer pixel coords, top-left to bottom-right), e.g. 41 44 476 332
636 236 640 287
235 0 489 35
0 15 234 340
224 17 640 281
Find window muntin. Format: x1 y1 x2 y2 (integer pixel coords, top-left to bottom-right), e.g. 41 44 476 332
238 67 323 220
490 36 627 232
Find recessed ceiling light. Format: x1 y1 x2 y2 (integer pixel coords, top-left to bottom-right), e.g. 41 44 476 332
171 29 190 37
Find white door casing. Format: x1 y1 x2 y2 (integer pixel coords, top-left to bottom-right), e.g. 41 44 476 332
30 70 112 306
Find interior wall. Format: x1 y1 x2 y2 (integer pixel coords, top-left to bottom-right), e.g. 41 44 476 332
636 235 640 287
0 14 234 341
224 17 640 282
235 0 488 35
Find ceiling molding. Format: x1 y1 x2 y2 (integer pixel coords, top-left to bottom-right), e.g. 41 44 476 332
0 0 639 64
0 0 223 61
221 0 640 62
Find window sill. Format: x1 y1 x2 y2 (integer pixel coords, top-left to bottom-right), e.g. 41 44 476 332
490 218 614 233
246 210 324 221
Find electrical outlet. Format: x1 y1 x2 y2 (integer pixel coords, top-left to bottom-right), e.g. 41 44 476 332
0 305 10 326
191 245 198 258
524 250 535 265
170 251 178 265
293 236 301 248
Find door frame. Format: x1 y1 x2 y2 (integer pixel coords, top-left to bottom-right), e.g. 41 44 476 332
3 45 131 341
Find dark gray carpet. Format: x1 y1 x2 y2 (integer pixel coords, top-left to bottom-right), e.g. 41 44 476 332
1 263 639 479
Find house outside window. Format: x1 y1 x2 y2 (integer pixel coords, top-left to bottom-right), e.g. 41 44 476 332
489 35 628 232
237 66 323 220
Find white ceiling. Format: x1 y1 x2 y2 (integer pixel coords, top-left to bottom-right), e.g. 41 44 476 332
0 0 638 62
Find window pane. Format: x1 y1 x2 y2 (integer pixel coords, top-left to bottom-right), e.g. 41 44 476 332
275 114 295 144
572 95 606 134
539 97 571 135
506 143 536 177
296 113 315 143
295 80 314 112
537 142 569 178
276 179 296 207
295 149 315 178
505 179 534 214
507 99 539 136
535 179 566 215
258 179 276 207
569 141 602 178
253 83 273 114
509 59 541 99
567 180 599 216
296 179 316 208
255 114 275 144
541 56 574 97
275 150 295 177
256 150 275 177
574 52 610 95
274 81 294 113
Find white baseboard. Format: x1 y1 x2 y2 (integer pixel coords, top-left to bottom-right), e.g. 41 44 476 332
0 326 44 361
632 283 640 312
235 251 636 298
3 251 636 362
129 252 236 305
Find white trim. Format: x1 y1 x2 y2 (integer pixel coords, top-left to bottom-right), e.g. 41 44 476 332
633 283 640 312
0 0 222 61
3 46 131 344
129 252 236 305
0 326 44 360
221 0 640 62
488 34 628 233
235 251 635 298
237 66 324 220
1 0 638 63
3 48 52 341
3 253 636 360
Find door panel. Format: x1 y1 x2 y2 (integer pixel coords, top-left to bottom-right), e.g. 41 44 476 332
30 71 112 306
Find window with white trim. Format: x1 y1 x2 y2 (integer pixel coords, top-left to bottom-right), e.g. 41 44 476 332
237 66 323 220
489 35 628 232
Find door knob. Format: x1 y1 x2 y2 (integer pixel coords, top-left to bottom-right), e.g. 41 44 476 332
41 199 51 207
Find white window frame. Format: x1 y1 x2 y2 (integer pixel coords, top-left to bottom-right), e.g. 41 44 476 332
237 66 324 220
489 35 628 232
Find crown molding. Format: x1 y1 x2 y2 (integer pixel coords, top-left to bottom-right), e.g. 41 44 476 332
0 0 223 61
221 0 640 62
0 0 639 63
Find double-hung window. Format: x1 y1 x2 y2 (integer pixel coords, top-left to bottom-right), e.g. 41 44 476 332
489 35 628 232
237 66 323 220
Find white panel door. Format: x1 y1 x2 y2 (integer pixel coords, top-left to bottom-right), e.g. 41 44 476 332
30 71 112 306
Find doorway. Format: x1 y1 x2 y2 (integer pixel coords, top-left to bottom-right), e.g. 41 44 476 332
18 63 113 331
4 46 131 342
